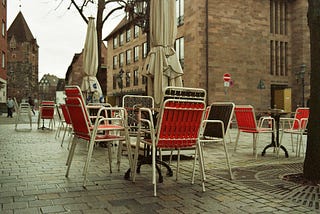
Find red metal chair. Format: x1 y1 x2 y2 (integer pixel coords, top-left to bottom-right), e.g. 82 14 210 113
234 105 275 159
279 107 309 157
38 101 55 130
59 104 73 147
65 97 132 187
133 98 206 196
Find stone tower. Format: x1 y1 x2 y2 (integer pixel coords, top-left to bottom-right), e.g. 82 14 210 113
7 11 39 103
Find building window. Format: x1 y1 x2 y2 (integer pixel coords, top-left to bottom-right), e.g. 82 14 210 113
134 46 139 62
126 49 132 65
119 32 124 46
176 0 184 26
134 69 139 86
113 74 117 89
1 20 5 37
142 42 148 58
119 52 124 67
175 37 184 69
113 36 118 49
270 0 288 76
134 25 139 38
113 55 118 69
1 52 5 68
142 76 147 85
125 71 131 87
126 28 131 42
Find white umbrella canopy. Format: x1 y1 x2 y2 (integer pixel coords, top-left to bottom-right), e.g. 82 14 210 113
143 0 183 105
81 17 103 103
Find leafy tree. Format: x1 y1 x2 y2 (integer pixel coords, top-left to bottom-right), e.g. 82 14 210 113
303 0 320 180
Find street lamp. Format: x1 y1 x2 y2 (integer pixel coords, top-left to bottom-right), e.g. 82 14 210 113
117 68 124 106
295 64 306 107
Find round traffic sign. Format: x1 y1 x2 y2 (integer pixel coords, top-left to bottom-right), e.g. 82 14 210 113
223 73 231 82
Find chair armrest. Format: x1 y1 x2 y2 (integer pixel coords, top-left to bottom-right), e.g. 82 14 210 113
94 107 127 127
258 116 274 129
136 107 155 137
280 117 297 129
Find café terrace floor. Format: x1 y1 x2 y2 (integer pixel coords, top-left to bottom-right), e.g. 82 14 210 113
0 112 318 214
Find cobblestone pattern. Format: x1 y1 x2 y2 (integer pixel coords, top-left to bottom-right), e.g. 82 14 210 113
0 113 317 213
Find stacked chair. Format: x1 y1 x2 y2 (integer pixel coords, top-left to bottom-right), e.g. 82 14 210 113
15 102 32 131
132 87 207 196
64 85 133 187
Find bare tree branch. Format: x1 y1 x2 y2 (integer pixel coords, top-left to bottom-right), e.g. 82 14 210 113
102 6 124 25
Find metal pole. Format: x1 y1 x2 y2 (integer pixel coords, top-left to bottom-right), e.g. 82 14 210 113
302 77 305 107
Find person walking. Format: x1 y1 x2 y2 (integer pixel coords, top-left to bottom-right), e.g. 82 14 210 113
28 96 35 115
6 96 14 118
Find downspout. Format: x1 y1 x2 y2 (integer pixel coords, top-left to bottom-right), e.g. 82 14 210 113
205 0 209 105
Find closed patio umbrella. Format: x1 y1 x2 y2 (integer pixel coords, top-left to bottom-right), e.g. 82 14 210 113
81 17 103 103
143 0 183 105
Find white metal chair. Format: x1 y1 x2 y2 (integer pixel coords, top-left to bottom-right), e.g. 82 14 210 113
279 107 309 157
234 105 275 159
192 102 235 182
15 102 32 131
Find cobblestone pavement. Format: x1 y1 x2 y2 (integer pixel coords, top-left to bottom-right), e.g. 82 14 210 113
0 112 317 213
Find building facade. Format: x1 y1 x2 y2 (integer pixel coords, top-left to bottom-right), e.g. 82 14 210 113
7 11 39 103
106 0 310 110
0 0 7 112
39 74 59 102
65 43 108 100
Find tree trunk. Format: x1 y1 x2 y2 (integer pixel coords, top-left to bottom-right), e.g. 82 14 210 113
96 0 104 77
303 0 320 180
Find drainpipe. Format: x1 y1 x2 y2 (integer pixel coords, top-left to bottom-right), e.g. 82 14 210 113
205 0 209 105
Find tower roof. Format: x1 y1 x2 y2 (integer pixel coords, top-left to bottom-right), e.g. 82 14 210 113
7 11 35 43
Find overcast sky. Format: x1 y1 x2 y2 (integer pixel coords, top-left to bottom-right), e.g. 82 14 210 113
7 0 124 79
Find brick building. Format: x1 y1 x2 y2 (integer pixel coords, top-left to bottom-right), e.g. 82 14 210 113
7 11 39 103
0 0 7 112
65 43 108 99
105 0 310 110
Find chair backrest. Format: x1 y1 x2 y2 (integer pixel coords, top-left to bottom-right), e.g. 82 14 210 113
61 104 72 125
123 95 154 129
156 99 206 148
19 103 31 114
203 102 235 138
40 101 55 119
163 86 206 102
293 107 309 129
65 97 91 139
234 105 258 132
65 85 91 123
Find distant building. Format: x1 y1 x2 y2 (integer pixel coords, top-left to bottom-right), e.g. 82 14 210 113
0 0 7 112
65 42 108 97
7 11 39 103
39 74 59 102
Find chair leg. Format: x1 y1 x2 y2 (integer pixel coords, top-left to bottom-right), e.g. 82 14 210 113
83 138 96 187
65 139 77 177
152 143 157 197
107 142 113 173
191 144 199 184
176 149 181 181
222 138 233 180
297 133 303 157
117 141 123 172
196 141 206 192
234 131 241 152
66 135 75 165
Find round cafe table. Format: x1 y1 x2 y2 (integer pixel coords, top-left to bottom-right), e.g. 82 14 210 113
261 108 289 158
